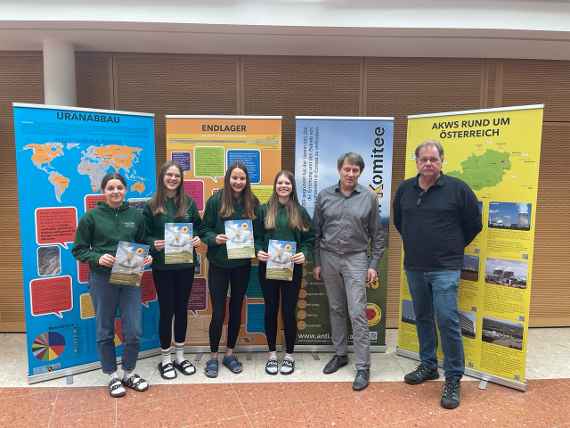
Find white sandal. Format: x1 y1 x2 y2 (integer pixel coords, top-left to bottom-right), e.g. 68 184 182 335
108 378 126 398
122 374 149 392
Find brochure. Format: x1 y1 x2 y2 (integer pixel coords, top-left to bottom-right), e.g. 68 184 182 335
165 223 193 264
225 219 255 259
109 241 149 286
266 239 296 281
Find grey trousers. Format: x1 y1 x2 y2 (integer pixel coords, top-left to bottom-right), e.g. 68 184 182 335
320 250 370 370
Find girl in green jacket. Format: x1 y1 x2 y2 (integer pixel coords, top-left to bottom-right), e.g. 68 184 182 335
201 160 259 378
254 170 314 375
143 161 203 380
72 173 151 398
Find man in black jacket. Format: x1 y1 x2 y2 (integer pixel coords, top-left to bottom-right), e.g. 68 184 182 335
393 140 482 410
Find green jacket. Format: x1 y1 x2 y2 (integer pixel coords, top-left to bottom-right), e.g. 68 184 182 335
143 197 202 270
72 202 146 274
254 203 315 262
201 191 256 268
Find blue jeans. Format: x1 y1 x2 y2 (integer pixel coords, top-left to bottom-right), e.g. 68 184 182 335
405 270 464 379
89 270 142 374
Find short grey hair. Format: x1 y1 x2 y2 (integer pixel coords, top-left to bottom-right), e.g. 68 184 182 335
414 140 444 159
337 152 365 172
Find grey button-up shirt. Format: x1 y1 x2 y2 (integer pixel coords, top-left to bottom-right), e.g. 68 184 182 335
313 182 385 270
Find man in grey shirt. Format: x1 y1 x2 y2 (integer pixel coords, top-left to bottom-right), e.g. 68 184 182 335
313 152 385 391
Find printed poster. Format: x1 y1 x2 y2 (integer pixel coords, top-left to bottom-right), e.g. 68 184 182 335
294 116 394 350
166 115 282 348
13 103 159 382
397 105 544 390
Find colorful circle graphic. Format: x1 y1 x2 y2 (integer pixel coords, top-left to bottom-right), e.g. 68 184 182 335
366 303 382 327
32 331 66 361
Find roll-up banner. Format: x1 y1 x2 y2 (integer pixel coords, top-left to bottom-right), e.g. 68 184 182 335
294 116 394 351
165 115 282 349
13 103 159 383
397 105 544 391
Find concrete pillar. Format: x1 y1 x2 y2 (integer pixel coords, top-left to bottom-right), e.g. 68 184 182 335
43 39 77 106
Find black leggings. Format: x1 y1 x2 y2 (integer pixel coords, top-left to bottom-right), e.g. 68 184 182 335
152 268 195 350
208 263 251 353
258 262 303 354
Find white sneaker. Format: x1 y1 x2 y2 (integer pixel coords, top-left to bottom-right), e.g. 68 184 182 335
280 359 295 375
265 359 279 375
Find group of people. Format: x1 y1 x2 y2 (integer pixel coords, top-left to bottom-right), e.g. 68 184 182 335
72 140 482 411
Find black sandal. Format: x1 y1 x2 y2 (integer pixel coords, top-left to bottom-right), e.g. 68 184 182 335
158 362 177 380
174 359 196 376
108 378 126 398
122 374 149 392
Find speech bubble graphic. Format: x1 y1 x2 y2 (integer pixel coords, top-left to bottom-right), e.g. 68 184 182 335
30 275 73 318
79 292 95 319
227 149 261 183
77 261 90 284
183 180 205 211
194 146 225 181
84 194 106 212
140 270 157 307
171 151 192 171
251 185 273 204
35 207 77 249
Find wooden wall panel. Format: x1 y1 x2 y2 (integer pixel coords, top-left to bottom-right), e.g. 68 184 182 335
366 58 486 328
243 56 361 171
501 60 570 121
76 52 113 109
113 54 238 168
0 52 43 332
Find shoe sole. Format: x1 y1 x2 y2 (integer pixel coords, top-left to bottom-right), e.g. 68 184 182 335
352 383 369 391
441 401 460 410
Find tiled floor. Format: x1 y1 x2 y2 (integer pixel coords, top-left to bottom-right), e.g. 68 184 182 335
1 328 569 427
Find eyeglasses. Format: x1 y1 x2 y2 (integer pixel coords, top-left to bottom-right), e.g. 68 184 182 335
416 191 426 207
417 157 441 164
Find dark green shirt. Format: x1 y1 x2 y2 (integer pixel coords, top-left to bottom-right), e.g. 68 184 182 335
201 191 257 268
254 203 315 262
143 197 202 271
72 202 146 274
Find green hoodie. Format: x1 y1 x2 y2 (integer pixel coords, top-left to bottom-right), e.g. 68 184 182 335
201 190 257 268
72 201 146 273
253 203 315 262
143 196 202 270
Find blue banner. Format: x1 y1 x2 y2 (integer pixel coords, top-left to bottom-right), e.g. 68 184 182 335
13 103 159 382
294 116 394 348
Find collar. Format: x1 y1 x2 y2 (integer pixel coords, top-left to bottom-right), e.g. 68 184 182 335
334 181 362 195
414 172 446 191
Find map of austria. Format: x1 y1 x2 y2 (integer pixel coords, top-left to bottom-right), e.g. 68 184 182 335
35 207 77 249
29 275 73 318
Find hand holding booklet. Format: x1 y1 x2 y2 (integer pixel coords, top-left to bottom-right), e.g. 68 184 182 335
165 223 193 264
266 239 296 281
224 219 255 259
110 241 150 287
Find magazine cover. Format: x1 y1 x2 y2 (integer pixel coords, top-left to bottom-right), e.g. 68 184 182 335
224 219 255 259
109 241 149 286
266 239 296 281
165 223 193 264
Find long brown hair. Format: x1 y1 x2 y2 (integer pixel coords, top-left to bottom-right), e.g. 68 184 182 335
219 161 259 219
265 170 309 232
149 161 190 218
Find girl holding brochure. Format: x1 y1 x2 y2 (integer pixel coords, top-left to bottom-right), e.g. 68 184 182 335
201 160 259 378
72 172 152 398
143 161 203 380
254 170 314 375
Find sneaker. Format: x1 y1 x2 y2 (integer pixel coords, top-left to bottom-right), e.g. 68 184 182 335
441 377 461 409
404 364 439 385
265 358 279 375
280 359 295 375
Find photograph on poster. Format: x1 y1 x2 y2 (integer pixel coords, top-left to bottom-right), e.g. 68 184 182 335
37 246 61 277
459 310 477 339
489 202 532 231
485 257 528 289
461 254 480 282
482 316 523 350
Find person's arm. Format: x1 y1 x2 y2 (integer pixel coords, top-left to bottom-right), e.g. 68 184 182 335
253 204 266 254
200 195 220 247
461 184 483 246
392 184 403 235
71 213 103 264
367 191 385 270
299 207 315 263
